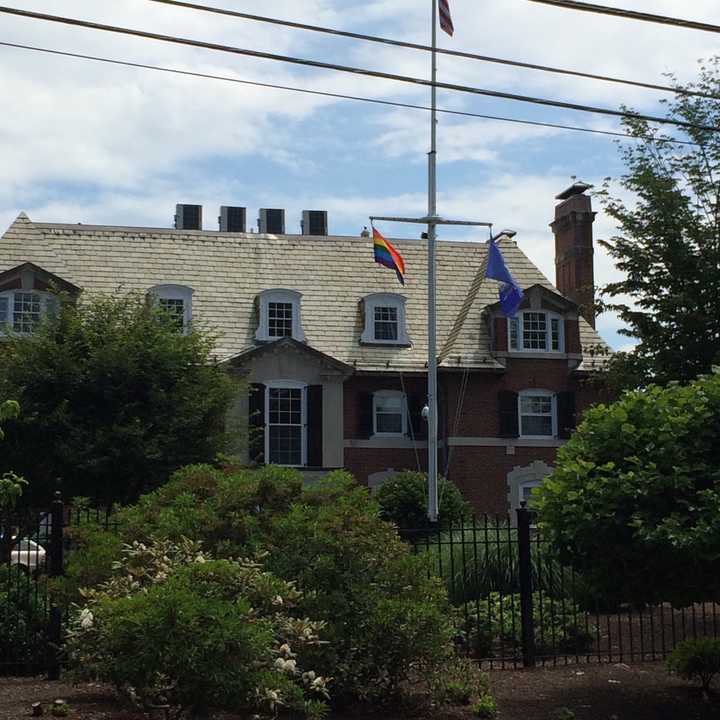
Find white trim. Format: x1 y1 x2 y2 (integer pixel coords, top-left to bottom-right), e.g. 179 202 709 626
148 284 194 334
361 293 410 345
0 289 56 335
256 289 305 342
346 437 427 449
518 389 557 439
507 460 553 521
445 436 564 448
372 389 408 437
265 380 307 467
508 310 564 353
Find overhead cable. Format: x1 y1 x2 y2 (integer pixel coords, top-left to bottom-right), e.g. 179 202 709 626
0 6 717 134
145 0 717 100
2 40 696 145
526 0 720 34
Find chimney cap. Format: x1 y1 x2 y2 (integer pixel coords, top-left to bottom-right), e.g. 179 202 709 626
556 181 593 200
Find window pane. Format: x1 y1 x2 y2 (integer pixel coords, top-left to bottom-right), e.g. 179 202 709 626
268 302 293 337
551 317 560 350
509 317 519 350
0 296 7 325
520 396 552 415
159 297 185 331
13 292 41 334
376 394 402 414
268 426 302 465
521 415 553 436
374 306 398 341
376 412 403 434
522 312 547 350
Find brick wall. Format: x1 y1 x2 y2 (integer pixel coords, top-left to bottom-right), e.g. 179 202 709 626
342 360 604 514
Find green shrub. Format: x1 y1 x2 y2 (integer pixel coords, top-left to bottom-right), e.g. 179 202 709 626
65 466 456 704
375 471 470 530
429 657 489 707
667 637 720 692
462 591 593 658
0 567 48 673
66 538 329 718
472 692 497 718
421 523 564 604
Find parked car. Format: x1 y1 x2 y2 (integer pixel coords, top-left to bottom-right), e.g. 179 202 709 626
10 538 47 573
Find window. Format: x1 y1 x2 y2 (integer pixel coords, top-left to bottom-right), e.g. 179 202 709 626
148 285 193 334
266 383 306 466
373 390 407 436
0 291 56 335
519 481 541 508
256 289 305 342
518 390 556 438
361 293 410 345
508 311 564 352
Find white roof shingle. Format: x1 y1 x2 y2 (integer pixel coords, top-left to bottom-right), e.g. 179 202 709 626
0 214 607 372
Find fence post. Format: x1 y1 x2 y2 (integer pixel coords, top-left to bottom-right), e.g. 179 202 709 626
47 491 64 681
516 504 536 668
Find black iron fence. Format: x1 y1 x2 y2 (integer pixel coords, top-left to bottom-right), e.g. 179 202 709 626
1 494 117 678
404 509 720 669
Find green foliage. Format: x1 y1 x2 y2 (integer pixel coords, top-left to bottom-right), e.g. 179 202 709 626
0 398 19 440
472 692 497 719
375 471 470 530
66 538 329 718
0 293 238 504
668 638 720 692
0 471 27 511
429 657 490 707
535 370 720 606
0 567 48 672
462 592 593 658
66 466 456 704
424 523 563 604
596 56 720 388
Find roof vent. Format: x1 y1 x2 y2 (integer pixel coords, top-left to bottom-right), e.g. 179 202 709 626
175 204 202 230
219 206 246 232
301 210 328 236
258 208 286 234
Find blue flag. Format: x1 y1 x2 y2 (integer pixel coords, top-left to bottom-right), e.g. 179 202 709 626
486 240 524 317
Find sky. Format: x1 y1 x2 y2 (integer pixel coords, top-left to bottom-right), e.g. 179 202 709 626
1 0 718 350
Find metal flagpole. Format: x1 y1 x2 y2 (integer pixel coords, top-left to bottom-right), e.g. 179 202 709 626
427 0 439 522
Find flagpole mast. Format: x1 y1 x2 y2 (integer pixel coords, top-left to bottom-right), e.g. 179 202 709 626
427 0 439 522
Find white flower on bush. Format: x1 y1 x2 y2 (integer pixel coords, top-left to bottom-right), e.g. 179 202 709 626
272 595 284 606
277 643 295 658
79 608 94 629
274 657 297 675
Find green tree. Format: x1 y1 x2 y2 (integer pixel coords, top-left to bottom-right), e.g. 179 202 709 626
0 293 238 504
534 370 720 607
597 56 720 388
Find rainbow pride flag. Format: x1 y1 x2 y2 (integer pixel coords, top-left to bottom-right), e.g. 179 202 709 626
372 227 406 285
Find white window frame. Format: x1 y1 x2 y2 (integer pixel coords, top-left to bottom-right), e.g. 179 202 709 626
372 390 408 437
361 293 410 345
256 289 305 342
0 290 56 336
519 481 541 509
265 381 307 467
518 389 557 439
508 311 564 353
148 284 194 334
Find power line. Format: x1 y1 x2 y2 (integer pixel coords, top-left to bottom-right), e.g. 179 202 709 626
1 40 697 146
1 5 717 134
146 0 718 100
526 0 720 34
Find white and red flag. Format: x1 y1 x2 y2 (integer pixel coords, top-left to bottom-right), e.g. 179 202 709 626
439 0 454 36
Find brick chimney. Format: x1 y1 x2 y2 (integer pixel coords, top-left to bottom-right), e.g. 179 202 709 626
551 181 596 327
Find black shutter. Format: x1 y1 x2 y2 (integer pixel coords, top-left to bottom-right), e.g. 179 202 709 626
557 391 576 439
498 390 519 438
248 383 266 464
357 392 374 438
306 385 323 467
407 394 428 440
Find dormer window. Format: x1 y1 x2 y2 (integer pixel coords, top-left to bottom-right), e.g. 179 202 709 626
0 290 56 335
509 311 564 352
256 289 305 343
361 293 410 346
148 284 193 334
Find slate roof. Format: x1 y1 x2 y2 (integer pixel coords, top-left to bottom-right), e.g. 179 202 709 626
0 213 607 372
